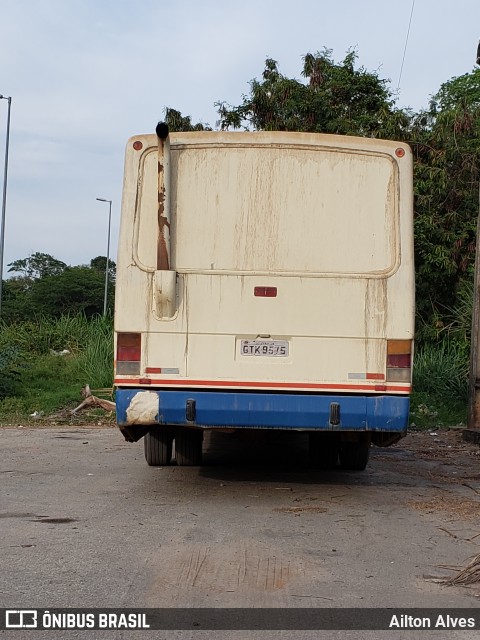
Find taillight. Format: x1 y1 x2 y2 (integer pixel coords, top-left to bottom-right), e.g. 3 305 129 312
254 286 277 297
386 340 412 382
117 333 141 361
116 333 141 375
387 354 411 368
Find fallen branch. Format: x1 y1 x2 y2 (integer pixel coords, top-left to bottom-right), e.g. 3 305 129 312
437 553 480 586
70 395 116 415
70 385 115 415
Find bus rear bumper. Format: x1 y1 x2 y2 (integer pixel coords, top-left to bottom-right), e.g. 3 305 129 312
116 388 409 436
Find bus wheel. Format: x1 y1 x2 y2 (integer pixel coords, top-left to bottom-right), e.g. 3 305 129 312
144 429 173 466
339 441 370 471
175 429 203 466
309 432 339 470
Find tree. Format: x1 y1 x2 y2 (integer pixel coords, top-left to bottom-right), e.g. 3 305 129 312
164 107 211 132
7 252 67 280
216 50 410 139
1 254 115 321
90 256 116 282
3 253 68 321
1 278 31 321
29 266 113 317
408 68 480 332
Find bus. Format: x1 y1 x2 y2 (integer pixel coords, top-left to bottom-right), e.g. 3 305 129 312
114 126 414 471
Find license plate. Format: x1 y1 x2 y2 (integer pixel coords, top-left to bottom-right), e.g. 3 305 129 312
241 340 289 357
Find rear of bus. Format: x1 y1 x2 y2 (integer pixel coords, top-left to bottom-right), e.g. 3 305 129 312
114 130 414 470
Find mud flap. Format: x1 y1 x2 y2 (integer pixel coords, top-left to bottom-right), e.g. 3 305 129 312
118 424 151 443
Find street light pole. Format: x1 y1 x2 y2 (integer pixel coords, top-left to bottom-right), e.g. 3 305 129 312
0 95 12 317
96 198 112 316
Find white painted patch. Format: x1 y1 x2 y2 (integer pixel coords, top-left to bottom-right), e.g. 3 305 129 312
126 391 159 424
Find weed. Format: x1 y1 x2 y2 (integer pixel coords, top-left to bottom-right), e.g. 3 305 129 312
410 391 466 429
0 314 113 422
72 317 113 389
413 340 468 403
0 344 25 400
411 339 468 428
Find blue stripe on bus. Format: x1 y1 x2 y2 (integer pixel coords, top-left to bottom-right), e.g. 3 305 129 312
116 389 409 432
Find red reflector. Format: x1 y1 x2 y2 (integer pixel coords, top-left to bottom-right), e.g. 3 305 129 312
387 354 411 368
254 287 277 297
117 333 141 361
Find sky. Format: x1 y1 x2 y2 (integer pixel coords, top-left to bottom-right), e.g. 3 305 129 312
0 0 478 273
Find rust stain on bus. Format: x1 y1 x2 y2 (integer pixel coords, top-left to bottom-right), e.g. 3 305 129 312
157 157 170 270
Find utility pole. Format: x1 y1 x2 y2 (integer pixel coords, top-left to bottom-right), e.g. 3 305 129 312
96 198 112 316
0 95 12 317
464 42 480 442
466 191 480 438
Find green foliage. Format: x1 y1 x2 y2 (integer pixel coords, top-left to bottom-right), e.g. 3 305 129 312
0 314 113 422
164 107 211 132
72 316 113 389
409 69 480 328
216 50 410 138
409 392 466 429
2 254 115 321
1 277 31 322
29 266 113 317
416 279 474 345
8 252 67 279
413 340 469 403
90 256 116 282
0 344 25 400
0 314 99 355
412 282 471 427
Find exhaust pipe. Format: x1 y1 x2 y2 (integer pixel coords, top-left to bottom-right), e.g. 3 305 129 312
154 122 176 318
156 122 171 270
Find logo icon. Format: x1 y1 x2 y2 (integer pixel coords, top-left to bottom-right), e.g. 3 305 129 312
5 610 38 628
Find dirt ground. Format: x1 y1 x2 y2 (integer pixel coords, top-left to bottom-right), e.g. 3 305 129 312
402 428 480 472
394 428 480 521
2 424 480 639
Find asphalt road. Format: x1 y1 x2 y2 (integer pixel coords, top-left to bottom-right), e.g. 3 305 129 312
1 426 480 639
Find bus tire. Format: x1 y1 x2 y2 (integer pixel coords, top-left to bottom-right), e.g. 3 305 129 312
175 428 203 466
339 441 370 471
309 432 339 470
144 429 173 466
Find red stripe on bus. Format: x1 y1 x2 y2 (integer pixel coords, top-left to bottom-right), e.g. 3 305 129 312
114 378 410 393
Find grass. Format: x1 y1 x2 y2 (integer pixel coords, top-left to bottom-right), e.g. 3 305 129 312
411 340 468 428
409 391 467 429
0 314 96 355
0 314 113 424
413 340 468 401
410 278 471 428
71 317 113 389
0 355 79 420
